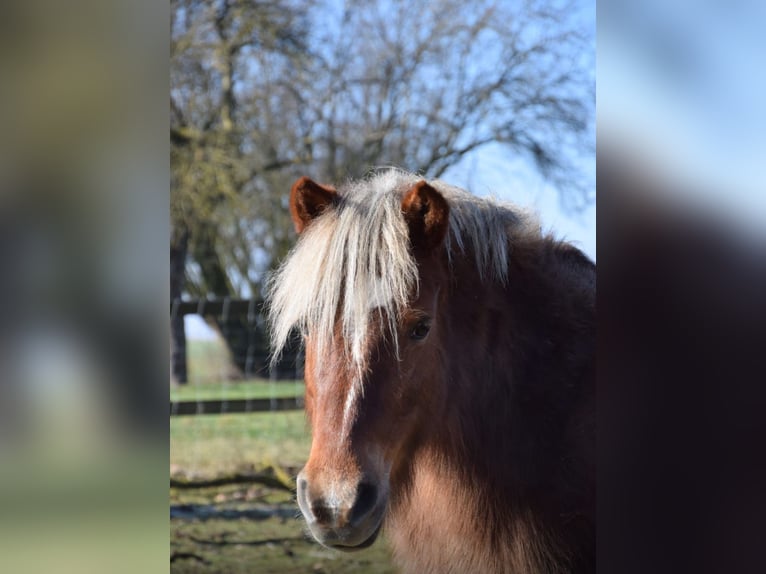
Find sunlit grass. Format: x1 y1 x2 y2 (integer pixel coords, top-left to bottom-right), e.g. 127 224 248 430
170 411 310 476
171 380 305 402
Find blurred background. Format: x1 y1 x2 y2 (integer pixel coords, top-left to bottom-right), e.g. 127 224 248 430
0 1 168 572
169 0 594 571
598 1 766 572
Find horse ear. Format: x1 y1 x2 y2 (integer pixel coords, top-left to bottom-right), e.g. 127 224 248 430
289 177 337 234
401 181 450 253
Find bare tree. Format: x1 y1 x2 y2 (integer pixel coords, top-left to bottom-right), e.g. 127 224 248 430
171 0 312 381
170 0 594 381
300 0 594 204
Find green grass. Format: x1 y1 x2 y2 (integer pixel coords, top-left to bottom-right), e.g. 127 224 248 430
187 339 236 382
171 411 310 476
171 380 305 403
174 336 304 402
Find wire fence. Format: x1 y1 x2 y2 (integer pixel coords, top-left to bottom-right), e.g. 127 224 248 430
170 298 304 416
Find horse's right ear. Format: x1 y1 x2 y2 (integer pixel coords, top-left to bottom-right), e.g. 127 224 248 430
289 177 337 234
401 181 450 253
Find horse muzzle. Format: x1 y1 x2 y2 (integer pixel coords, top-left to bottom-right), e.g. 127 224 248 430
297 473 388 551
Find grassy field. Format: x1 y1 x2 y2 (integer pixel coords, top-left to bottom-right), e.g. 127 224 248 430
174 337 304 401
185 339 237 382
171 411 310 474
171 409 397 573
171 380 305 403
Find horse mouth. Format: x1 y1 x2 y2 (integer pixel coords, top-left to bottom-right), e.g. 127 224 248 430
329 521 382 552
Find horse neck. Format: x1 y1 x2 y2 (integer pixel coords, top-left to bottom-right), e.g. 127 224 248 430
436 234 594 473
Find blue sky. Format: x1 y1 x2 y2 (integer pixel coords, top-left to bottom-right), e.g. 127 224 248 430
443 145 596 260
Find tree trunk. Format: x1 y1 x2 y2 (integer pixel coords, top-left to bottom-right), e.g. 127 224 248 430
190 224 245 379
171 227 189 384
187 225 303 380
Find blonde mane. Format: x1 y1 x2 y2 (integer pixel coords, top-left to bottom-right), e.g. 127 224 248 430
267 169 537 372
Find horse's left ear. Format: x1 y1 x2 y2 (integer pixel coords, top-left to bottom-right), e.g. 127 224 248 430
401 181 450 253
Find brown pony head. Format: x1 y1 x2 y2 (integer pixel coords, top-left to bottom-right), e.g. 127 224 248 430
282 175 450 550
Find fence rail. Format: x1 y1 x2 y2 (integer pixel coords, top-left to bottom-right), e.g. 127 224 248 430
171 298 262 318
170 397 304 416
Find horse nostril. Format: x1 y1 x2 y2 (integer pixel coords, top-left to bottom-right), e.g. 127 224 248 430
350 482 378 524
310 499 334 525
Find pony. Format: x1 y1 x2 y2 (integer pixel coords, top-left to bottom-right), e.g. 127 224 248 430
267 170 595 573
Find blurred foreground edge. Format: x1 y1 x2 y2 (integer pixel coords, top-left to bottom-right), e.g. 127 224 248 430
597 150 766 574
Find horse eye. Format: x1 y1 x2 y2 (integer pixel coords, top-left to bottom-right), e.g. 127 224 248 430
410 319 431 341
